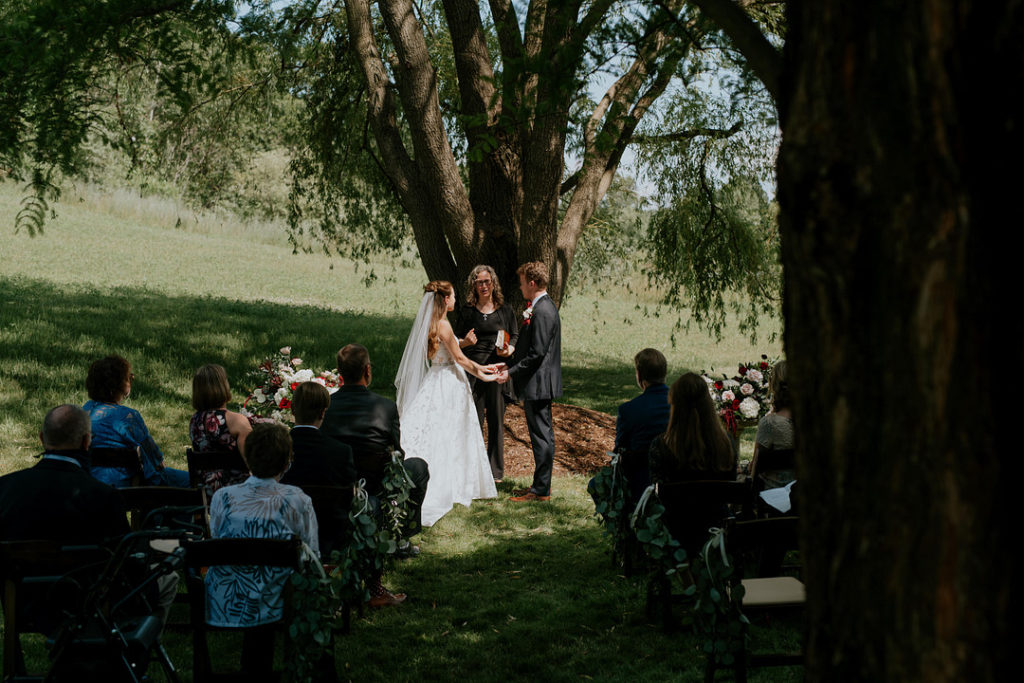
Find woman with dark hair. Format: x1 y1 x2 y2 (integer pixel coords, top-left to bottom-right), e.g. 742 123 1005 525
648 372 737 484
394 280 499 526
189 364 253 493
750 360 795 489
83 355 189 487
454 265 519 482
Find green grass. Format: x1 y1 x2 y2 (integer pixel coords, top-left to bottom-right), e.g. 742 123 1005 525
0 179 793 680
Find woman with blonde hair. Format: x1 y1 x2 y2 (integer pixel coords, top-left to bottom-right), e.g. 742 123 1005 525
454 265 519 482
394 280 499 526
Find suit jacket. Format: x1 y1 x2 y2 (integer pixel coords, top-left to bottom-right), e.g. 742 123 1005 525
508 294 562 401
0 456 129 543
615 383 670 499
282 426 357 488
321 385 401 488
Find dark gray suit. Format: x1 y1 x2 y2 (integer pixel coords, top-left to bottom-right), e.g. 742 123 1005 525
507 294 562 496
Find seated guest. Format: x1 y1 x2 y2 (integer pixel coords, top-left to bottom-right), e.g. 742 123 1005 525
750 360 795 490
83 355 189 487
189 364 252 494
0 406 152 639
615 348 671 501
321 343 429 607
205 422 318 629
649 372 737 484
281 381 357 553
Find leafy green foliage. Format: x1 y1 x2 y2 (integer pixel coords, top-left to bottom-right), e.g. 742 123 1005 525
630 489 689 574
588 453 633 561
692 528 748 668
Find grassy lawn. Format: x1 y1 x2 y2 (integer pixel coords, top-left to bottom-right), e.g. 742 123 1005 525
0 180 793 680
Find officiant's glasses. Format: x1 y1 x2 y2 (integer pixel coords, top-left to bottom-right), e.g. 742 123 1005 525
474 277 492 289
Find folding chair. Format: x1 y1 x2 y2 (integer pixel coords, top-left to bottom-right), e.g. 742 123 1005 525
644 479 754 629
1 541 111 682
181 537 304 682
185 448 248 493
90 446 144 486
707 516 804 682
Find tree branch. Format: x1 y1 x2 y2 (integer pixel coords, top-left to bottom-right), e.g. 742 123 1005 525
681 0 781 101
441 0 500 129
632 121 743 144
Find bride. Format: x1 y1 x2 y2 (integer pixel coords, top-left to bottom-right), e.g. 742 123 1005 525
395 281 499 526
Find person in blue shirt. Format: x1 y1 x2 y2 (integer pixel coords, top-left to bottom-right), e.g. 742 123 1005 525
83 355 189 488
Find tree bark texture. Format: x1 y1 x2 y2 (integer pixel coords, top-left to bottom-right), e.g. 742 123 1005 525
778 2 1020 680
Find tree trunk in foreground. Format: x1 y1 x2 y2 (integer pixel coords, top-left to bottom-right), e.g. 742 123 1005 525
779 2 1019 680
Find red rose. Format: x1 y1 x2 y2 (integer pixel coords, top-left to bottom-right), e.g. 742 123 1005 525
738 365 747 375
732 399 741 409
760 362 769 370
280 398 292 410
290 382 299 391
714 381 723 390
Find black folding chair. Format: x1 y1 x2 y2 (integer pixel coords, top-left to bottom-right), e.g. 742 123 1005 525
181 537 306 682
90 447 144 486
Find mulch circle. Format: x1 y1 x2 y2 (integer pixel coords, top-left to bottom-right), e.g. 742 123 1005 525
487 402 615 478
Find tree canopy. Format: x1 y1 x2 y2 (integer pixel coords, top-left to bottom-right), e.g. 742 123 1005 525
2 0 783 331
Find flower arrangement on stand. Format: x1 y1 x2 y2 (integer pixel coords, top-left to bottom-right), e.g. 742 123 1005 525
241 347 341 423
701 355 777 435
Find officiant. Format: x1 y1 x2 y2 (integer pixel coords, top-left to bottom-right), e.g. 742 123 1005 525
455 265 519 483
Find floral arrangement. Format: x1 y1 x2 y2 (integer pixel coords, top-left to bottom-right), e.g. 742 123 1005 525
241 347 341 423
701 355 777 435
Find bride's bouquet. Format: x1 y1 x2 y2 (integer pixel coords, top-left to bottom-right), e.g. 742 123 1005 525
241 346 341 423
701 355 776 434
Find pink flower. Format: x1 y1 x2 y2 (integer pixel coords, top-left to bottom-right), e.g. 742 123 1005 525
280 346 291 355
740 383 754 395
291 358 303 366
722 390 736 402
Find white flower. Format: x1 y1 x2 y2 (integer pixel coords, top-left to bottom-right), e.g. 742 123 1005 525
294 369 314 382
327 386 340 395
702 375 714 384
274 387 289 403
723 379 740 388
313 377 327 386
747 369 763 383
722 390 736 402
740 383 754 395
739 397 760 419
280 346 292 355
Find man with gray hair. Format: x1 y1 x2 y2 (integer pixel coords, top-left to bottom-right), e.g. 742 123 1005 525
0 404 128 548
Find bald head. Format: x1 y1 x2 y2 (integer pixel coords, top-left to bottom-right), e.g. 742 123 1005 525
41 404 92 451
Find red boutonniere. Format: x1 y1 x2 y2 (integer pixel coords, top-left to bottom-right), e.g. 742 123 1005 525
522 301 534 326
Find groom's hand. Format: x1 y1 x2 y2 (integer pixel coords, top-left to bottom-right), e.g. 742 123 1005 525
496 370 509 384
493 363 508 372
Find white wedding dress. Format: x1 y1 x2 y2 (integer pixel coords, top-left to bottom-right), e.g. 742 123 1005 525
399 344 497 526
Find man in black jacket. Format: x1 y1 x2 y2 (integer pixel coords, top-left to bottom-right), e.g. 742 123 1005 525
321 345 429 513
0 405 131 639
282 381 357 555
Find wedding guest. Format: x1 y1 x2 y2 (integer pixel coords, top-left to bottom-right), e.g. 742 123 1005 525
455 264 519 482
281 381 357 553
84 355 189 487
750 360 795 490
0 406 130 637
614 348 671 501
322 343 429 606
189 364 252 494
205 423 318 671
648 372 737 484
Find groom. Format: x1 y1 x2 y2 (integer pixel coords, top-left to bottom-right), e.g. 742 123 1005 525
497 261 562 501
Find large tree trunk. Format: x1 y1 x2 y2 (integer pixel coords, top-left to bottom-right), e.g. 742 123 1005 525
779 2 1018 680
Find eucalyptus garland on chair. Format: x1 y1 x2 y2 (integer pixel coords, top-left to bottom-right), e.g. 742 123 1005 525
380 449 417 542
630 486 689 576
692 528 749 669
589 452 632 560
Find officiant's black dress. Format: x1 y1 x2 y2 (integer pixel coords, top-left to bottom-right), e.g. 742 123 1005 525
455 304 518 480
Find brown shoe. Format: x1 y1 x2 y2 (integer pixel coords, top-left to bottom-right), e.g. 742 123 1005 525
368 590 407 608
509 492 551 502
